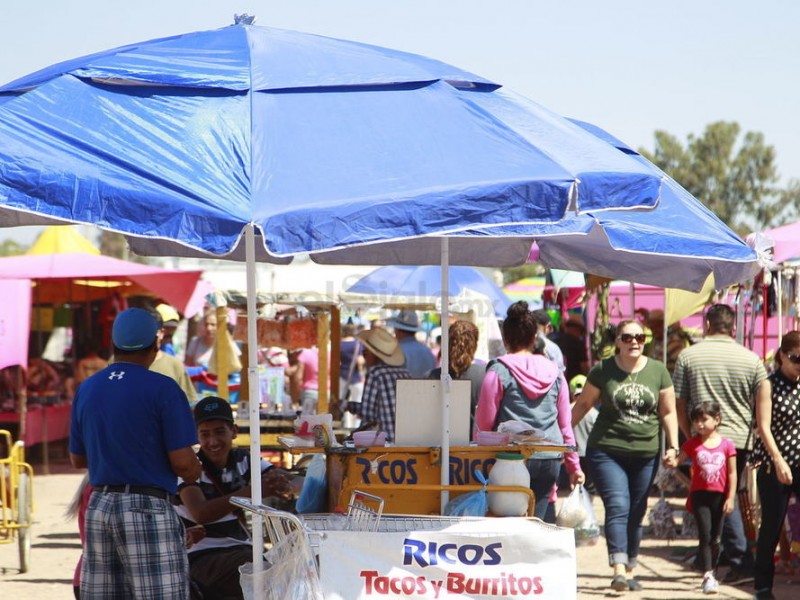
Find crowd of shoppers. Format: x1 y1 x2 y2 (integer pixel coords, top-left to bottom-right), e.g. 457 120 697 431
63 300 800 599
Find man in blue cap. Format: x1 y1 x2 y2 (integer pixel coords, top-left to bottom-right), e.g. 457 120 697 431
70 307 201 599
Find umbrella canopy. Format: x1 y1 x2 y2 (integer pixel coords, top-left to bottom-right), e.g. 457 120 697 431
0 25 666 259
0 252 205 315
503 276 546 305
316 120 760 291
341 265 511 317
26 225 100 255
757 221 800 265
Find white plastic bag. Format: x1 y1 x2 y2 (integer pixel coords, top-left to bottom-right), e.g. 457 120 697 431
239 529 323 600
557 484 600 546
557 484 587 528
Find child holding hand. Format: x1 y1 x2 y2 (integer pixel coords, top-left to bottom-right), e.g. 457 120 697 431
672 400 737 595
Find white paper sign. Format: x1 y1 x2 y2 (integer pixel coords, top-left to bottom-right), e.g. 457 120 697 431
318 518 576 599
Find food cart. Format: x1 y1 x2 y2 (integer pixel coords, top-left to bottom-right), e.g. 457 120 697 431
0 430 34 573
233 441 579 600
293 442 572 515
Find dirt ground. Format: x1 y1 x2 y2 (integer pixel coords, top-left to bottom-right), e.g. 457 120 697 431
2 456 797 599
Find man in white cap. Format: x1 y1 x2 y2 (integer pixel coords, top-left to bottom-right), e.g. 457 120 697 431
386 309 435 378
70 307 201 599
357 328 412 441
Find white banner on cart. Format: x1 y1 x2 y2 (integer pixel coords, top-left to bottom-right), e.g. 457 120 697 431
318 518 576 600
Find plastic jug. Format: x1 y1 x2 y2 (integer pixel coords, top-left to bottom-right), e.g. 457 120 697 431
487 452 530 516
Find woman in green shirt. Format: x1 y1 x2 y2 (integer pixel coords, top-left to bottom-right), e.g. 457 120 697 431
572 319 680 592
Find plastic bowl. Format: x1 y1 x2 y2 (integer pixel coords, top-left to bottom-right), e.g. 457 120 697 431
353 430 387 447
475 431 510 446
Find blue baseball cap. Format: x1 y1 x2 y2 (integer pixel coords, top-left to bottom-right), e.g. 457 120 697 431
112 308 159 351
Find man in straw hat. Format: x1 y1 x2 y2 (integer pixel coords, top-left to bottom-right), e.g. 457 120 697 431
357 327 412 442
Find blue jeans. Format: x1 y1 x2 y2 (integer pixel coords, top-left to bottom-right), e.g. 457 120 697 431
719 449 752 572
587 447 658 568
526 458 561 522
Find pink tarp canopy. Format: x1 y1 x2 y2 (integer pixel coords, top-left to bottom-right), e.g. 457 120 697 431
761 221 800 265
0 252 207 316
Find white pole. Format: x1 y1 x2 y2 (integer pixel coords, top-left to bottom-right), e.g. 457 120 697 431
440 238 451 512
245 224 264 588
736 289 746 345
777 269 783 343
796 270 800 332
662 291 668 363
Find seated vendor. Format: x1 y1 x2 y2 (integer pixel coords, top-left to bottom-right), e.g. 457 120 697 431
173 397 293 600
0 364 26 412
27 356 60 405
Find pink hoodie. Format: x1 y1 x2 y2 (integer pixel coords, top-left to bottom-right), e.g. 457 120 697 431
476 353 580 474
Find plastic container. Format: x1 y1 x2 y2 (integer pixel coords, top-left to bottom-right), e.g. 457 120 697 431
475 431 510 446
352 430 387 447
487 452 530 516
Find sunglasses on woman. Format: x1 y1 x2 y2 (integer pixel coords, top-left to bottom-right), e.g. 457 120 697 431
619 333 647 344
785 352 800 365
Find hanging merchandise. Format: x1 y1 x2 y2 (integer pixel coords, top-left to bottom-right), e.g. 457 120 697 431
255 316 318 350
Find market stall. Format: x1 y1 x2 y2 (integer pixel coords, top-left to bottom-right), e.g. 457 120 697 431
0 21 763 600
0 230 208 464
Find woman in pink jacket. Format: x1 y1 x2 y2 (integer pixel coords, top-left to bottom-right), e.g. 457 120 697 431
475 301 584 522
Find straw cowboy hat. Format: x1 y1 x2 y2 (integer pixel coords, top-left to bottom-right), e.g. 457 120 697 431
358 328 405 366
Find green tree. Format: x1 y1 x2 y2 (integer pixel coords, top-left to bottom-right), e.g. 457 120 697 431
98 230 127 259
501 263 543 286
639 121 800 234
98 230 155 263
0 238 27 256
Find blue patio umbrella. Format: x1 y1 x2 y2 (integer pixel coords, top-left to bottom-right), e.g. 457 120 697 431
0 22 761 545
317 121 761 291
342 265 511 317
0 25 665 260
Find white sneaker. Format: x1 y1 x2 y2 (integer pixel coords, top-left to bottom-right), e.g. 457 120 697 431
702 573 719 595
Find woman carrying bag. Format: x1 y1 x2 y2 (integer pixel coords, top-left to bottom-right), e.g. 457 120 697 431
475 301 584 522
572 319 679 592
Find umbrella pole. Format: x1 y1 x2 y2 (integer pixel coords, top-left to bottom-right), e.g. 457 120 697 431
440 238 451 513
244 224 265 584
777 269 783 343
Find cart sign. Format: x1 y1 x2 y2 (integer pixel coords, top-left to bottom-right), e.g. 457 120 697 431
318 518 576 599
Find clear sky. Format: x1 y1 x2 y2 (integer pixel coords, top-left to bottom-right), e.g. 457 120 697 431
1 1 798 244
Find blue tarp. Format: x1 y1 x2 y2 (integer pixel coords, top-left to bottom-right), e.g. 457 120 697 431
0 24 759 290
0 24 662 259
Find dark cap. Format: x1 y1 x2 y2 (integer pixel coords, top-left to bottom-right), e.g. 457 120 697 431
193 396 234 425
112 308 160 351
531 309 552 327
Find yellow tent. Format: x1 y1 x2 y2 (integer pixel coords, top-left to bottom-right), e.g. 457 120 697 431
26 226 100 255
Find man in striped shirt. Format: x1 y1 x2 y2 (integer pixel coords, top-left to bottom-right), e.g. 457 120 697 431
672 303 769 586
